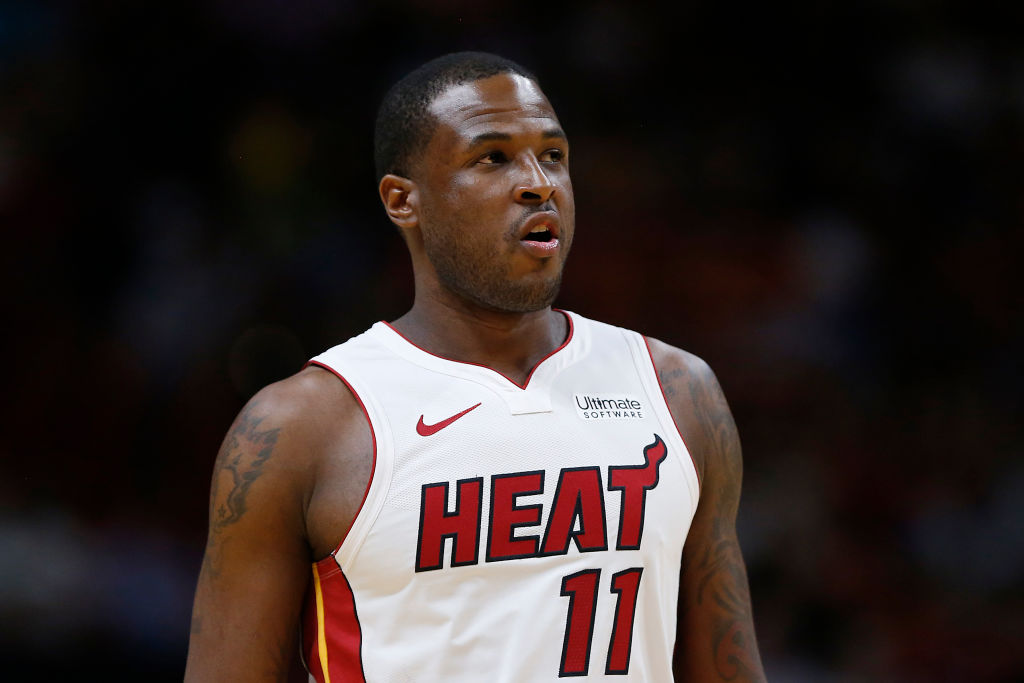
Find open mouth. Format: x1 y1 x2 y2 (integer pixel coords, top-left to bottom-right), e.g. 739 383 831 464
523 226 554 243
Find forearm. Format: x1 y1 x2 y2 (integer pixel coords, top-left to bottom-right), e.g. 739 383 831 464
675 530 765 681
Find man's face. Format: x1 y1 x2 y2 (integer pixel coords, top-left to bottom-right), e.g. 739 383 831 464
412 72 574 313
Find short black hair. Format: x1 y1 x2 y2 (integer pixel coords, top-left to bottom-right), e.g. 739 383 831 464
374 51 537 180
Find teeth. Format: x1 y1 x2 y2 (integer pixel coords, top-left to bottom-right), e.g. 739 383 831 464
529 226 547 234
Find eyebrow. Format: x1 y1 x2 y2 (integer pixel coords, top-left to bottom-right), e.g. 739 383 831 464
466 127 568 149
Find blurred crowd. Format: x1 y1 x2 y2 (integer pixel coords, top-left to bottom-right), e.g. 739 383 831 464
2 1 1021 680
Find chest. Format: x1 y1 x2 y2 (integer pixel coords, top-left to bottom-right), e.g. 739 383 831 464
343 360 697 579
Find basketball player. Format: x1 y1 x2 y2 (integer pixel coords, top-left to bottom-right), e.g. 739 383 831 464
185 52 766 682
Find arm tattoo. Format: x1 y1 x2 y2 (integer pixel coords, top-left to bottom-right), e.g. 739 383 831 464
690 536 761 680
689 369 762 679
200 403 281 579
210 404 281 532
659 367 685 400
662 353 764 681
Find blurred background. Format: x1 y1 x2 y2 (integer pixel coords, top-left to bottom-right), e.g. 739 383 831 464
2 0 1021 680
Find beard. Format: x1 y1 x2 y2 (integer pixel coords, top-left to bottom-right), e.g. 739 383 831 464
423 226 567 313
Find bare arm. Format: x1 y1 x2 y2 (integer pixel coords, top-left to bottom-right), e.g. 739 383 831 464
185 369 371 682
647 338 766 682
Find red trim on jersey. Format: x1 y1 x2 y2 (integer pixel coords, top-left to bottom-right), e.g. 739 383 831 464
303 360 378 556
302 581 325 681
304 559 367 683
642 337 702 491
380 309 574 390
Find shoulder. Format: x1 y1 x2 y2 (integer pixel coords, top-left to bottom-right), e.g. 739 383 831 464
246 364 367 436
212 365 372 510
643 337 738 486
643 337 718 398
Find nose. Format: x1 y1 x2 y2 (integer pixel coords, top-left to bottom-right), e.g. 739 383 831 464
513 154 555 204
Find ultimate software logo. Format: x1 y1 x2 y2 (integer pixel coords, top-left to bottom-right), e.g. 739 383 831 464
574 394 645 420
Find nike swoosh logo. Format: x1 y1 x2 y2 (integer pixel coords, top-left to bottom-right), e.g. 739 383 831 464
416 403 482 436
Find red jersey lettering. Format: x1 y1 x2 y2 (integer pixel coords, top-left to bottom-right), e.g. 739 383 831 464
486 471 544 561
415 478 483 571
608 435 666 550
541 466 608 555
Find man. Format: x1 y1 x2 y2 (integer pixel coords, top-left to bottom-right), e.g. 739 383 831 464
185 52 766 682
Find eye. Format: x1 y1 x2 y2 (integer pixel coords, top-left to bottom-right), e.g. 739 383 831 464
540 148 566 163
477 151 508 165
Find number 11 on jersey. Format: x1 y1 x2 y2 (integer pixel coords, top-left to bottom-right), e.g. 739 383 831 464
559 567 644 676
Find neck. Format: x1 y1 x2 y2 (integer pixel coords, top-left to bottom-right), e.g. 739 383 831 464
389 292 568 386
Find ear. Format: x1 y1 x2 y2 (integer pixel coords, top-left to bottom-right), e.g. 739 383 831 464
379 174 419 230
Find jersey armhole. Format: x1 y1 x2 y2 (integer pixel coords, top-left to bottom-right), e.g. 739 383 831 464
303 359 392 569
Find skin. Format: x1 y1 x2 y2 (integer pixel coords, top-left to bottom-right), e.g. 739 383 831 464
185 72 765 681
650 340 768 681
380 73 575 376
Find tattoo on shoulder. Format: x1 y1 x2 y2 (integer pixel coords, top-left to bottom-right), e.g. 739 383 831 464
691 368 741 501
658 366 686 399
658 358 739 489
197 402 282 582
210 403 282 533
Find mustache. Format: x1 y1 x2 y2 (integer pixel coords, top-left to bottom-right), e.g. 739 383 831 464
509 203 557 236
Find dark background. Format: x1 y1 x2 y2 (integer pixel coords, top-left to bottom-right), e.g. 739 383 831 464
3 1 1022 680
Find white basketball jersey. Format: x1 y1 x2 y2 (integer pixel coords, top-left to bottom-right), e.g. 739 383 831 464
301 310 700 682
